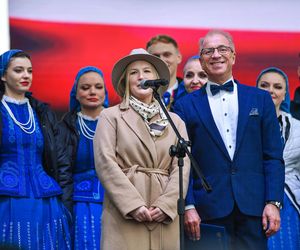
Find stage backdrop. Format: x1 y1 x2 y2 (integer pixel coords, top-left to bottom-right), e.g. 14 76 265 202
9 0 300 113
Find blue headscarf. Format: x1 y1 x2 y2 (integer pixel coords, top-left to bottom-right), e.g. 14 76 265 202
69 66 109 111
0 49 23 77
188 55 201 60
256 67 290 113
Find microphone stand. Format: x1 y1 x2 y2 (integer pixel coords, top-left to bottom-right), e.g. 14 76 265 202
152 87 212 250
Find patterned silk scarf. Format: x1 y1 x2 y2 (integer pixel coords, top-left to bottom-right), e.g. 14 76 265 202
129 96 169 137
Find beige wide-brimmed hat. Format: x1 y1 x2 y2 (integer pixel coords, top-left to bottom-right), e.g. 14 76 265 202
111 48 170 97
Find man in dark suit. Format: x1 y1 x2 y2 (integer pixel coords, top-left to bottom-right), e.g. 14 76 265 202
174 29 285 250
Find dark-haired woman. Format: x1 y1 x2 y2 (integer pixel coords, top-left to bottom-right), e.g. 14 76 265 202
257 67 300 250
0 49 71 249
59 66 109 249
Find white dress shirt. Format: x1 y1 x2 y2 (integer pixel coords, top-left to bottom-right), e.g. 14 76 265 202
206 78 239 160
185 78 239 211
166 80 178 96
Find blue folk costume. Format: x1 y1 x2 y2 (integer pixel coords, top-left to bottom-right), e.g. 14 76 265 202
0 50 71 249
60 66 108 250
257 67 300 250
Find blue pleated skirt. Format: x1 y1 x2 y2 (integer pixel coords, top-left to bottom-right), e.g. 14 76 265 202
268 193 300 250
0 189 71 250
73 202 103 250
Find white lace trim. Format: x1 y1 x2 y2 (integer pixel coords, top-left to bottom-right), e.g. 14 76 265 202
1 96 36 134
77 112 99 121
2 95 28 105
77 112 98 140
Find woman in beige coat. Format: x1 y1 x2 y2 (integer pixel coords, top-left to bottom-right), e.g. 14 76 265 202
93 48 190 250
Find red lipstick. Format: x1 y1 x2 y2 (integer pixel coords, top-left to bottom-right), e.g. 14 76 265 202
87 98 99 102
20 81 30 86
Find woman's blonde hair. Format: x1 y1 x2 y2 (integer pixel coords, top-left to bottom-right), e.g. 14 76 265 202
118 61 163 109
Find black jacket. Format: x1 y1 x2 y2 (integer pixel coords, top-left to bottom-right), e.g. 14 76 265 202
0 92 73 211
58 110 79 172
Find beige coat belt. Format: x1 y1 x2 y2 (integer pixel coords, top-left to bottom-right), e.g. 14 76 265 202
122 165 169 176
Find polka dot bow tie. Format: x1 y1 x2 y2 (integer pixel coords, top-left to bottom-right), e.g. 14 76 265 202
210 80 234 96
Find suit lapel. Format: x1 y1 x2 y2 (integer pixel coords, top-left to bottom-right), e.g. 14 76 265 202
121 107 158 165
192 88 231 160
234 84 251 158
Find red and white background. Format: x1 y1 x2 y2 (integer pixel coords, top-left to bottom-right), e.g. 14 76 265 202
8 0 300 113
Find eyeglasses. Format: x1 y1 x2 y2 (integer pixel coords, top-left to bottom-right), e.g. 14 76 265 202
201 45 233 57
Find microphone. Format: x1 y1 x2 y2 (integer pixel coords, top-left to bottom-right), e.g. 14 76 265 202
140 79 169 89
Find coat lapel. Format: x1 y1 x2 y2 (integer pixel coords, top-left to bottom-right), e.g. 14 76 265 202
234 84 251 159
192 87 230 160
121 107 158 165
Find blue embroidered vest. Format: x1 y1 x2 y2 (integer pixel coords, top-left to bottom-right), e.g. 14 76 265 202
73 116 104 203
0 99 62 198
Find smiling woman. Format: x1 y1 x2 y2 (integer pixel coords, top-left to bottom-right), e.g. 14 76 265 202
0 49 72 249
256 67 300 250
183 55 208 93
93 48 190 250
257 70 287 116
1 52 32 98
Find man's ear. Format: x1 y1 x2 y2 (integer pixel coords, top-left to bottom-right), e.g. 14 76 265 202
177 52 182 65
232 52 236 66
